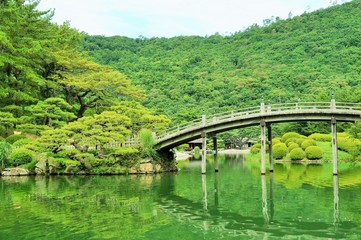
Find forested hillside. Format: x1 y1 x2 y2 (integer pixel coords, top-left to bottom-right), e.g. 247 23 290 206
82 0 361 131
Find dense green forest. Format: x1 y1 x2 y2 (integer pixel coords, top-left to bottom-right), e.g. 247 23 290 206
82 0 361 137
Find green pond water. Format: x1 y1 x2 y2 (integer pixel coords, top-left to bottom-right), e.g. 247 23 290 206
1 154 361 239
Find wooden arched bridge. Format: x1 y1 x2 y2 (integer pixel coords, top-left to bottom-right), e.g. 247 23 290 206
155 100 361 175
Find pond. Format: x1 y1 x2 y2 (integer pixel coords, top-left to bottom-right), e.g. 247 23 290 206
1 154 361 239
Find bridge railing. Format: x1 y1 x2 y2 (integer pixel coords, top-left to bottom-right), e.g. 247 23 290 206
156 101 361 141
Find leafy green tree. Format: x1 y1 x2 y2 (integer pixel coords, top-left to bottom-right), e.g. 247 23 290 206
27 98 76 127
0 111 15 135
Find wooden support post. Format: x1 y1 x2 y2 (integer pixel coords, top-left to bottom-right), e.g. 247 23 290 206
261 175 269 224
331 117 338 175
260 119 266 175
202 174 207 210
214 172 219 207
201 131 207 174
267 124 273 173
333 175 340 228
213 136 218 172
269 172 274 221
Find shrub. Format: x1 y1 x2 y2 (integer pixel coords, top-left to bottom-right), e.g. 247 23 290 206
288 143 299 151
177 144 190 152
281 132 300 143
296 138 306 146
337 137 361 156
0 136 5 142
285 138 299 146
272 138 281 145
272 143 288 159
194 146 200 154
301 139 316 150
308 133 332 142
6 135 28 144
0 141 12 168
305 146 323 160
250 143 261 154
290 148 306 160
250 147 260 154
138 129 156 158
9 148 35 166
138 129 156 149
12 138 32 147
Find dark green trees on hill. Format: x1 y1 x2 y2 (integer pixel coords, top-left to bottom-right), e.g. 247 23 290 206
82 0 361 130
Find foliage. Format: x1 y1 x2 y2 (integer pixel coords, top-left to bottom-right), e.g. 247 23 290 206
250 143 261 154
12 138 32 147
9 148 35 166
308 133 332 142
272 143 288 159
281 132 301 143
272 138 281 145
0 141 12 168
290 148 306 160
285 138 299 146
301 139 317 150
337 136 361 156
177 144 190 152
305 146 324 160
6 134 28 144
250 146 260 154
288 143 299 151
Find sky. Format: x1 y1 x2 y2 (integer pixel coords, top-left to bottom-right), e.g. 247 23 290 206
37 0 349 38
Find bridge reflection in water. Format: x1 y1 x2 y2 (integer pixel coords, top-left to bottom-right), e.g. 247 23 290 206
158 170 351 239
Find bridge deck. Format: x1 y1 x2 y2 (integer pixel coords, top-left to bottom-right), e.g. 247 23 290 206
156 102 361 150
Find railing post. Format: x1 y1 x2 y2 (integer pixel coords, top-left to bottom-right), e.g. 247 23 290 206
331 117 338 175
260 100 265 114
260 119 266 175
331 92 336 111
202 114 206 127
267 104 271 113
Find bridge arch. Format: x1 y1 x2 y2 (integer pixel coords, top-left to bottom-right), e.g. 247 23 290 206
156 101 361 175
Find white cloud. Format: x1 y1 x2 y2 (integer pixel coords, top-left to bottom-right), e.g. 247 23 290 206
37 0 349 37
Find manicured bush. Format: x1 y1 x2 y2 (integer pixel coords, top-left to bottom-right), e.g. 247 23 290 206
281 132 300 143
288 143 299 151
305 146 324 160
337 137 361 156
290 148 306 160
301 139 316 150
285 138 299 146
250 143 263 154
308 133 332 142
272 138 281 145
250 146 260 154
6 134 28 144
296 138 306 146
9 148 35 166
194 146 200 154
272 143 288 159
